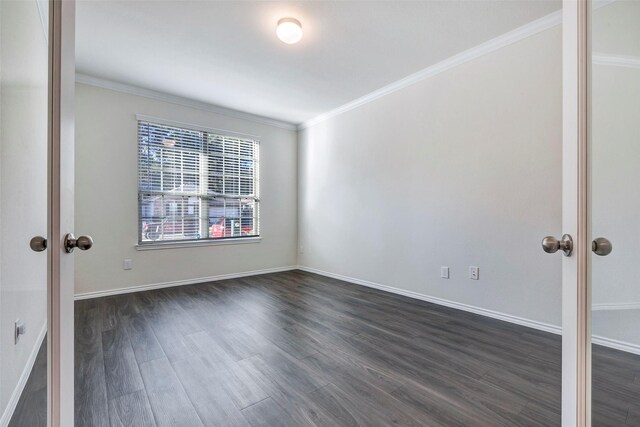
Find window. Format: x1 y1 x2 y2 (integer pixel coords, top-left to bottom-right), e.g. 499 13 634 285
138 119 259 245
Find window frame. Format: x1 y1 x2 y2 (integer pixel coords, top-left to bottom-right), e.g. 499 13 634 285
135 115 261 249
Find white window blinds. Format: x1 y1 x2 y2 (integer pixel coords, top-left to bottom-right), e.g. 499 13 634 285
138 120 259 244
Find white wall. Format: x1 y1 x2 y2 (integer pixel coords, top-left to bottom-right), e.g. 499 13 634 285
74 84 298 296
0 0 48 423
298 27 564 329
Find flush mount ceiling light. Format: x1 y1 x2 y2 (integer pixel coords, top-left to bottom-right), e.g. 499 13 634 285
276 17 303 44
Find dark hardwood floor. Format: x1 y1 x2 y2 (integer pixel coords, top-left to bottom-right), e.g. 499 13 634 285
8 337 47 427
9 270 640 426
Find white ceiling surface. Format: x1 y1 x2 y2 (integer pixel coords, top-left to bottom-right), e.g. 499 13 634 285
76 1 561 125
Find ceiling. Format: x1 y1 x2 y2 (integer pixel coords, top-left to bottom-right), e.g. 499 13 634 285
76 1 561 125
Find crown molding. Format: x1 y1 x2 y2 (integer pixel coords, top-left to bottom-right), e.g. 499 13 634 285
75 73 298 131
35 0 48 42
592 302 640 311
298 9 563 130
298 0 622 131
77 2 622 133
593 53 640 69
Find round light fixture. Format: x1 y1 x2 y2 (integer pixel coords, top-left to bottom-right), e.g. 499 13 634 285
276 17 303 44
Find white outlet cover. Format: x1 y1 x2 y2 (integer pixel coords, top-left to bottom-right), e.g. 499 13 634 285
15 320 26 344
123 259 133 270
469 266 479 280
440 266 450 279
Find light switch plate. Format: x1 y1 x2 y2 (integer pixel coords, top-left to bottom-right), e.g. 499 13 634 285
440 266 450 279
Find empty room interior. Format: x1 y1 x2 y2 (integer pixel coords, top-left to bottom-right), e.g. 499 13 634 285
2 0 640 426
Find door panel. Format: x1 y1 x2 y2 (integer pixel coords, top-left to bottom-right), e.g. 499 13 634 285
49 1 76 424
0 0 49 425
561 1 590 424
591 0 640 424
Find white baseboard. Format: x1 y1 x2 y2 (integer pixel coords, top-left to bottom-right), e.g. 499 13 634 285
592 334 640 355
74 265 298 300
297 265 640 356
297 266 562 334
73 263 640 356
0 322 47 427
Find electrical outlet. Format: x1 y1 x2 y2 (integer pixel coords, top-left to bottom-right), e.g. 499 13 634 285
440 266 450 279
123 259 133 270
14 320 26 344
469 266 479 280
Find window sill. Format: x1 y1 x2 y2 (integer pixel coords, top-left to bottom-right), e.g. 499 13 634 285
135 236 261 251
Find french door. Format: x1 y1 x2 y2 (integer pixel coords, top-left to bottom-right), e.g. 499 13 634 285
48 1 76 426
0 1 50 426
560 0 592 425
0 1 76 426
589 0 640 426
561 0 639 425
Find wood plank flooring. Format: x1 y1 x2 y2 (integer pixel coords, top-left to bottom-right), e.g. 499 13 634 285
9 270 640 426
8 337 47 427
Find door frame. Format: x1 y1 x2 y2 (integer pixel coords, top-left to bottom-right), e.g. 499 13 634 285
47 1 75 426
562 0 591 425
